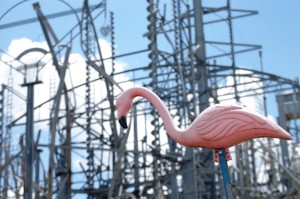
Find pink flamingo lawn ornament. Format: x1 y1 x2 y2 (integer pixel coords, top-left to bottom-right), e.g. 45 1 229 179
116 87 292 198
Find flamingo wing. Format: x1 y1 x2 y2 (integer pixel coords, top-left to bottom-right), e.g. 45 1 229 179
194 104 283 147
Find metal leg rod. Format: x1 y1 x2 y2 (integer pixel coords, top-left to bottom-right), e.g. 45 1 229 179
218 148 235 199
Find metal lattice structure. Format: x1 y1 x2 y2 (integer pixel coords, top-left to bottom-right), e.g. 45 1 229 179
0 0 299 198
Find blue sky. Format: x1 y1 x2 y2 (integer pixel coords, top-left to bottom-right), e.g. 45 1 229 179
232 1 300 79
107 0 300 79
1 0 299 79
0 0 299 197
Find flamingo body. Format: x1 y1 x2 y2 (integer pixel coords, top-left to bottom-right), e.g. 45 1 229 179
116 87 292 149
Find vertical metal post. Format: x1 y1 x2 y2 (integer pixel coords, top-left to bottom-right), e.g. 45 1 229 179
193 0 208 112
35 149 41 199
4 73 13 199
133 105 139 192
182 148 197 198
259 51 277 189
227 0 239 102
182 1 208 198
64 93 72 199
0 85 4 192
276 95 291 168
191 1 214 198
24 83 35 199
219 148 234 199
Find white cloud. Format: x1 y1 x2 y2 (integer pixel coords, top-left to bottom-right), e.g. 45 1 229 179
0 37 134 187
217 69 264 113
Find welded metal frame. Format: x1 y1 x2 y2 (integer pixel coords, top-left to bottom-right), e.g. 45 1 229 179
0 0 299 198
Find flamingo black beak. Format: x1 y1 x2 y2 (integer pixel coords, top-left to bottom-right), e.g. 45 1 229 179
118 116 128 129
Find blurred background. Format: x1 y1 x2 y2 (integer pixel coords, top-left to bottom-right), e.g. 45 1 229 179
0 0 299 198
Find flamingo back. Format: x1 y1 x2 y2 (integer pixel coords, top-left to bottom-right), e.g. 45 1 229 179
193 104 291 148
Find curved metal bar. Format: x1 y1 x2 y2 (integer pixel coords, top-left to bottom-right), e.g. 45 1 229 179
15 47 48 60
0 0 29 21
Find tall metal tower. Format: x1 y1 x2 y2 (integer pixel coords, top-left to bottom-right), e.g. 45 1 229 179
0 0 299 198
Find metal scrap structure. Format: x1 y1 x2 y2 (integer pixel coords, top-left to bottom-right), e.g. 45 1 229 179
0 0 299 198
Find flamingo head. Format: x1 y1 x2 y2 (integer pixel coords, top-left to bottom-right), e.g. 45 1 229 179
116 91 133 129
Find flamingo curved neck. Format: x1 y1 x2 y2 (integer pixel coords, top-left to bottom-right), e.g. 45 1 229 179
128 87 188 145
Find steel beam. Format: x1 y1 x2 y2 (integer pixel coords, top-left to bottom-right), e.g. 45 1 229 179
23 83 35 199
